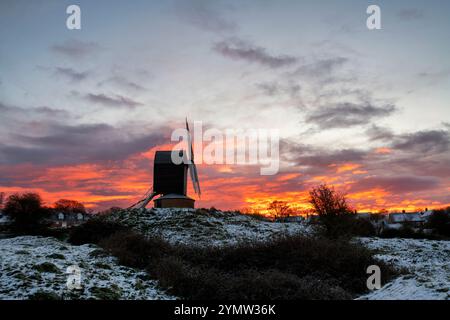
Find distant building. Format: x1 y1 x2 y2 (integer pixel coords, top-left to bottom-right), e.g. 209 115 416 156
49 211 90 228
380 210 433 232
0 210 11 226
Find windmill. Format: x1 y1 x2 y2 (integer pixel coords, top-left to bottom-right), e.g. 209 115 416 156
130 119 201 209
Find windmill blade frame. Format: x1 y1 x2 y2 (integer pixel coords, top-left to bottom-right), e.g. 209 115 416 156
186 118 201 196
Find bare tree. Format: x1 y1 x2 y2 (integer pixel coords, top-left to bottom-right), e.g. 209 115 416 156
309 184 355 238
309 184 351 217
54 199 86 214
268 200 291 219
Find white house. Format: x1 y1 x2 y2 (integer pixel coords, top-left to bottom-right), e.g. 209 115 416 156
50 211 89 228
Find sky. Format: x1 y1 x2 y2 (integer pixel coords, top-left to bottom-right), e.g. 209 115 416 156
0 0 449 213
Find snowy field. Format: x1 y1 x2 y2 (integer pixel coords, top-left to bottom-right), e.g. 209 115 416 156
357 237 450 300
106 208 311 246
1 209 448 300
0 236 174 300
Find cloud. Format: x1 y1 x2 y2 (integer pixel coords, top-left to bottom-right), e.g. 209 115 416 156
55 67 89 82
0 102 70 119
51 39 101 59
213 38 298 68
306 102 396 129
175 0 237 33
292 57 348 78
356 175 439 193
0 123 168 165
281 141 366 168
397 9 425 20
98 76 145 91
85 93 143 108
366 125 395 141
367 126 450 154
392 130 449 154
256 81 301 98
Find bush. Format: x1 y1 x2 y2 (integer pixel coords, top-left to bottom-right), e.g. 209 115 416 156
99 231 171 269
95 231 397 300
28 291 61 300
33 262 59 273
380 226 439 240
68 218 128 245
427 208 450 237
174 234 395 295
308 184 358 238
351 218 377 237
3 193 51 235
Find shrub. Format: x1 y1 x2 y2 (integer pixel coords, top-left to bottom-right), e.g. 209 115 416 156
90 286 121 300
351 218 377 237
308 184 357 238
33 262 59 273
68 218 128 245
99 231 171 269
427 208 450 237
95 231 397 299
174 234 395 295
380 226 438 240
28 291 61 300
3 193 51 235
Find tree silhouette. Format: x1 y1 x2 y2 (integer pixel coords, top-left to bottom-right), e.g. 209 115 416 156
309 184 355 238
268 200 291 219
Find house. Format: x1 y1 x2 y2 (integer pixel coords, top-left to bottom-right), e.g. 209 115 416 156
386 212 429 226
0 210 11 226
49 211 89 228
380 210 433 232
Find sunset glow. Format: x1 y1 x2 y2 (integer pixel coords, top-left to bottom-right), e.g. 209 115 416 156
1 1 449 215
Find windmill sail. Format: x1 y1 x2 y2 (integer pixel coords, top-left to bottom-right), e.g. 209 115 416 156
186 119 201 196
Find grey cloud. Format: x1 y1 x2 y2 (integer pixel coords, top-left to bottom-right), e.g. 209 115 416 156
0 102 70 119
98 76 145 91
306 102 396 129
51 39 101 59
85 93 143 108
175 0 236 33
292 57 348 78
281 141 366 167
355 175 439 193
55 67 89 82
368 127 450 153
213 38 298 69
392 130 449 154
0 123 168 165
365 125 395 141
256 81 301 98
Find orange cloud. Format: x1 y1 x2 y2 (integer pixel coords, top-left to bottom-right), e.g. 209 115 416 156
374 147 392 154
336 163 361 173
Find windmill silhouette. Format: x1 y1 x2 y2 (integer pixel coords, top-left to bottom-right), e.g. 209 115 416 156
130 119 200 209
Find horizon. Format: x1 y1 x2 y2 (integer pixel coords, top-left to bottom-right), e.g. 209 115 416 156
1 0 449 213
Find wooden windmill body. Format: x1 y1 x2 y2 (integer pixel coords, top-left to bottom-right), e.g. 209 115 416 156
130 120 201 209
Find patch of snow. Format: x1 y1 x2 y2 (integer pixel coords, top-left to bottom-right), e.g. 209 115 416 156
357 237 450 300
0 236 175 300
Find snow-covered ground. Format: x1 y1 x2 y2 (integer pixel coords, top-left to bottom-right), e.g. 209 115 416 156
357 237 450 300
0 236 175 300
1 209 448 300
105 208 310 246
